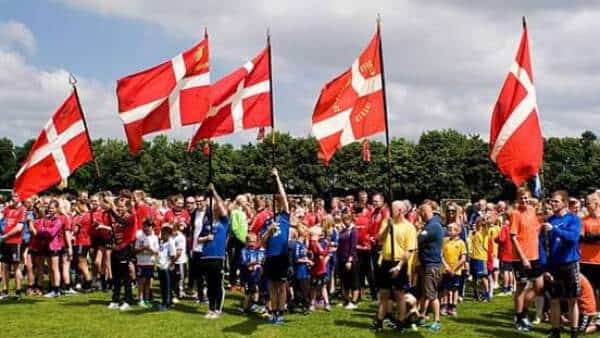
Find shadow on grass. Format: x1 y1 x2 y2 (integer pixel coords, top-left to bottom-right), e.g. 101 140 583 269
222 313 295 335
446 314 515 329
475 328 541 337
334 320 424 337
1 298 41 305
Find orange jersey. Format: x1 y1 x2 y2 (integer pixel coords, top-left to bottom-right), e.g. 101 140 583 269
510 205 541 261
578 274 597 316
580 215 600 264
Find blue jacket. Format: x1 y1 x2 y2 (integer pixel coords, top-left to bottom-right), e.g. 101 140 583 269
547 212 581 265
200 216 229 259
418 215 444 266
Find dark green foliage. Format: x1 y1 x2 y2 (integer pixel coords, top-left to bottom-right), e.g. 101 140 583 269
1 130 598 200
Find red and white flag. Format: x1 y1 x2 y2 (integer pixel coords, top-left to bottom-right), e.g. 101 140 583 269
117 37 210 154
489 19 543 186
311 31 385 165
14 91 93 199
188 47 271 150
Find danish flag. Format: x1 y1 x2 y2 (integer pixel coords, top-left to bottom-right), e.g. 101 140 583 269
14 91 93 199
117 36 210 154
188 47 271 150
489 18 543 186
311 31 385 164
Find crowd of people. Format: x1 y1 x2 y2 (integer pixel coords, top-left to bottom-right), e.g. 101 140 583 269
0 168 599 337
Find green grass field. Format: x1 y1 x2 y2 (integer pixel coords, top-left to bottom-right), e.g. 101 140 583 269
0 289 553 338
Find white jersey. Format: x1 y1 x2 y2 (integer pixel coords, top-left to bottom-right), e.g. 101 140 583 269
157 238 176 270
173 231 188 264
135 231 159 266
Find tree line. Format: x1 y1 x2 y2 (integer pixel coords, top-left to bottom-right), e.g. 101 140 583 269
0 130 598 202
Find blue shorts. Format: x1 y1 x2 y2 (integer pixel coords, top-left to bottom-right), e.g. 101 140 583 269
137 266 154 279
441 273 461 290
470 259 487 279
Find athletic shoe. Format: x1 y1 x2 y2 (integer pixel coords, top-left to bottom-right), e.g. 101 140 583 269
308 305 315 312
204 311 215 319
416 317 428 327
274 316 285 325
522 317 534 328
172 297 180 304
427 321 442 332
0 292 9 300
448 308 457 317
515 321 530 332
107 302 120 310
64 288 78 295
532 317 541 325
440 306 448 316
119 303 132 311
324 304 331 312
138 300 148 308
43 291 59 298
344 302 358 310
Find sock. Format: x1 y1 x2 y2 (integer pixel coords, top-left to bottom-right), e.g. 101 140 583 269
570 326 578 338
535 296 544 319
15 289 22 296
516 312 524 321
53 286 60 293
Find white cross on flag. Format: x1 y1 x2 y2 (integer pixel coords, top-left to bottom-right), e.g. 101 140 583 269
489 19 543 186
188 47 271 150
311 31 385 165
14 91 93 199
117 37 210 154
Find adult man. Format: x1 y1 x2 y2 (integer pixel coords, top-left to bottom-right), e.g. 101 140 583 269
368 193 389 296
417 200 444 332
544 190 581 338
371 200 416 332
188 195 207 302
580 192 600 320
510 187 543 332
0 193 25 300
261 168 290 325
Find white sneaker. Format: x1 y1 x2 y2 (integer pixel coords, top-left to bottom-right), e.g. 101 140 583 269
211 311 221 319
172 297 180 304
0 293 9 300
44 291 58 298
204 311 215 319
119 303 132 311
345 302 358 310
108 302 120 309
64 288 78 295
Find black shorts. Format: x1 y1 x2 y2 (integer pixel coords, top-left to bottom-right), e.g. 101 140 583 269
340 261 360 291
74 245 90 258
311 273 328 287
547 262 580 299
580 263 600 291
48 249 64 257
513 260 543 283
92 237 112 249
0 244 22 264
441 273 462 291
376 260 410 292
136 266 154 279
499 260 513 272
264 254 289 282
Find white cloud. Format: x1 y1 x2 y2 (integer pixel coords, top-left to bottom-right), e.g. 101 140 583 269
0 20 36 53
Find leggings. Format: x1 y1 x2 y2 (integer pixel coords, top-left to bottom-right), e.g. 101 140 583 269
158 269 172 306
358 250 377 299
200 258 225 312
111 248 132 304
227 237 245 286
294 278 311 309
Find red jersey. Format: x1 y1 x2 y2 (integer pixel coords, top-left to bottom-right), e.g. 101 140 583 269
309 239 329 276
250 209 273 235
163 208 191 229
497 223 514 262
303 212 317 228
135 203 152 233
73 213 93 246
108 211 136 251
369 207 389 244
58 214 72 247
355 212 372 251
28 219 45 252
2 205 25 244
91 208 111 241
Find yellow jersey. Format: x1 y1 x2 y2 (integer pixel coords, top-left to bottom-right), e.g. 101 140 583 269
442 237 466 274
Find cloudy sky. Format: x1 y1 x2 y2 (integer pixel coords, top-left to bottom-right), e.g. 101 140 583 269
1 0 599 146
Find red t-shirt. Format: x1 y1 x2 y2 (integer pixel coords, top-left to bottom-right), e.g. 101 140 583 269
355 213 372 251
91 208 111 241
28 219 45 252
369 207 389 244
309 239 329 276
163 209 191 229
135 203 152 233
58 214 72 247
2 205 25 244
303 212 317 228
108 211 136 251
250 209 273 235
73 213 93 246
497 223 514 262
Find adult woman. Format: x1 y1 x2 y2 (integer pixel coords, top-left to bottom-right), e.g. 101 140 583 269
73 198 93 292
40 200 65 298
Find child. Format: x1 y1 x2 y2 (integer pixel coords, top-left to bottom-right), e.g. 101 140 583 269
156 225 176 311
309 227 330 311
468 218 490 302
135 219 159 308
291 227 312 314
240 232 265 313
172 222 187 304
441 223 466 316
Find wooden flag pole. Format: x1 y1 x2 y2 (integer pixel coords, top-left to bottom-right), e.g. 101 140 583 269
69 73 101 179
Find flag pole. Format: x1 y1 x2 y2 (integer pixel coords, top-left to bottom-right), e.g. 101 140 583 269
377 14 393 203
69 73 101 179
207 139 214 225
267 28 276 169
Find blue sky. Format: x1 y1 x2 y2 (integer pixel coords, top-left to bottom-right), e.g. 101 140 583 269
1 1 599 146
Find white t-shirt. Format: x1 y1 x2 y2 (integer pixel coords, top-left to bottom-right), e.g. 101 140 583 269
173 232 188 264
135 231 159 266
157 238 176 270
192 210 206 253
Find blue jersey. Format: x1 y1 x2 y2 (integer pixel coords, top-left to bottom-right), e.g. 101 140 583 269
328 229 339 257
240 246 265 282
291 240 310 280
21 211 34 244
547 212 581 265
200 216 229 259
263 212 290 257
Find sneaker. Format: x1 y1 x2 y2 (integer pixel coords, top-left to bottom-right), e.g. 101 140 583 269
0 292 9 300
532 317 541 325
64 288 78 295
427 321 442 332
324 304 331 312
138 300 148 308
448 308 457 317
441 306 448 316
43 291 59 298
119 303 132 311
107 302 120 309
308 305 315 312
516 322 530 332
172 297 180 304
274 316 284 325
416 317 428 327
204 311 215 319
522 317 534 328
211 311 221 319
344 302 358 310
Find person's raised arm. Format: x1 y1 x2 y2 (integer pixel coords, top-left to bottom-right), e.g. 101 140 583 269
271 168 289 214
208 183 227 219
